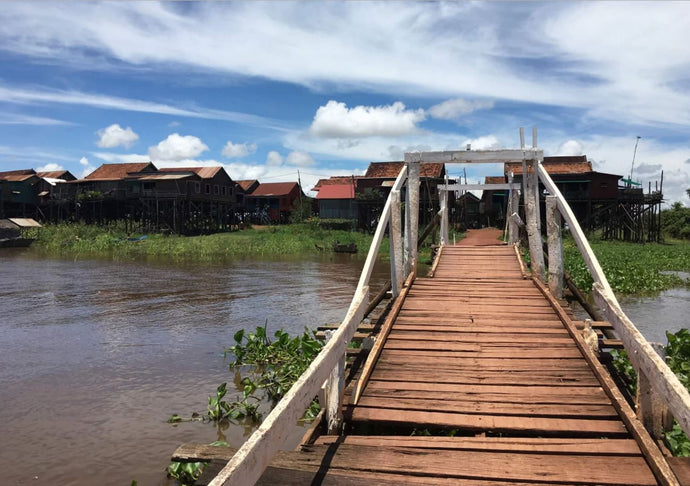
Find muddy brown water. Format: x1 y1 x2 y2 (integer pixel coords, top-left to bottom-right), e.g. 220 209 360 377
0 249 389 485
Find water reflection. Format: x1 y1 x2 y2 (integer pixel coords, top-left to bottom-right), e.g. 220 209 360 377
0 250 388 486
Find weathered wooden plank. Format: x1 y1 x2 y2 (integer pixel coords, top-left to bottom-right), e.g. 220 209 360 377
349 407 630 436
353 396 618 418
391 324 569 334
386 332 577 344
312 436 644 455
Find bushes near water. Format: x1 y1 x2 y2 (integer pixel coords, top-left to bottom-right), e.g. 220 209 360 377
29 221 382 261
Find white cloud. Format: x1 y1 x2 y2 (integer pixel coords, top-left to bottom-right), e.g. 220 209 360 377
310 101 425 138
428 98 494 120
285 151 315 167
0 113 74 126
463 135 500 151
36 162 64 172
556 140 584 156
222 141 257 158
266 150 283 166
0 84 288 130
79 156 96 178
96 123 139 148
148 133 208 161
93 152 150 164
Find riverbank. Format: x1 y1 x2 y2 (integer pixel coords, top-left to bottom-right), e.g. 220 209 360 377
564 238 690 295
27 222 384 261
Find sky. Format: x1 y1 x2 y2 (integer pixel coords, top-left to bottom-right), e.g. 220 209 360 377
0 1 689 205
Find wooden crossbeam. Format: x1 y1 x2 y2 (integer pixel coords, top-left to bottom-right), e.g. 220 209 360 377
404 148 542 164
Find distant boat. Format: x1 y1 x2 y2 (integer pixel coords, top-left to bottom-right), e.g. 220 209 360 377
0 218 41 248
333 241 357 253
0 237 35 248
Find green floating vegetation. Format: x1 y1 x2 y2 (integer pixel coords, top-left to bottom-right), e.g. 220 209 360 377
563 238 690 295
609 329 690 456
27 221 384 261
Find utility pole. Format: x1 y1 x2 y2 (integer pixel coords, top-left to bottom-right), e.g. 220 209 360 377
630 136 641 183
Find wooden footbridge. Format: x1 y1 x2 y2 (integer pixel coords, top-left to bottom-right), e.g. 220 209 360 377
174 129 690 485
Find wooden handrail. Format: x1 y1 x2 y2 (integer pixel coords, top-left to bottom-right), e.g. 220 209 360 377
208 166 410 486
537 163 690 440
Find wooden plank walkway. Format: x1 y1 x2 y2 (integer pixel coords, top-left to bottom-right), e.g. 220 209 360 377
187 230 665 485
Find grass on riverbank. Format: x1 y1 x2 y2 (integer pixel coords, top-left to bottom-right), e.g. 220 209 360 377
28 222 384 261
563 238 690 295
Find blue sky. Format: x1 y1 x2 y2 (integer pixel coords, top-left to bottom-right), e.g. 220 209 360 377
0 1 689 204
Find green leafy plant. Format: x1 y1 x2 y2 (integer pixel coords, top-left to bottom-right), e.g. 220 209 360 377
166 461 205 485
610 349 637 396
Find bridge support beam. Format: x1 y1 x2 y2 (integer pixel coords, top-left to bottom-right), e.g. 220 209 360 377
389 190 404 297
507 172 520 244
404 158 420 277
439 187 449 246
523 157 546 283
546 196 564 298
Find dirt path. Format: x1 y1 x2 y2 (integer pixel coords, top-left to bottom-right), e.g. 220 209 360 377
455 227 504 246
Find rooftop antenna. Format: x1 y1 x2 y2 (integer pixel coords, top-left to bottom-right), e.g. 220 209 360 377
629 136 641 183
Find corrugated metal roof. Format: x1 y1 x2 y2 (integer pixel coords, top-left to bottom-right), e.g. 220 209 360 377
236 180 259 192
365 161 445 178
84 162 156 180
250 182 299 197
164 166 225 179
135 173 195 181
505 156 592 176
0 169 38 182
37 170 76 180
312 176 360 191
315 184 356 200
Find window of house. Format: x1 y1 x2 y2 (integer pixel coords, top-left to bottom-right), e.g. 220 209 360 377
221 186 227 196
195 182 200 193
214 184 219 195
205 184 211 194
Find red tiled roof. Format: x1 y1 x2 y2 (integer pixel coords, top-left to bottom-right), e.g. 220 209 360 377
365 161 445 178
485 176 505 184
0 169 39 182
312 176 360 191
164 166 227 180
315 184 356 200
250 182 300 197
236 180 259 192
84 162 156 180
504 156 592 176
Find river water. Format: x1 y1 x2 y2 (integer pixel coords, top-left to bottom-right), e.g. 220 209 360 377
0 249 389 485
1 250 687 485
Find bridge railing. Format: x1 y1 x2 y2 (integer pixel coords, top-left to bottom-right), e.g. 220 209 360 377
427 127 690 444
206 164 415 486
536 163 690 442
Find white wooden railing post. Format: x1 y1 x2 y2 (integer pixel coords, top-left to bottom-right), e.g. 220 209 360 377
508 172 520 244
323 331 344 434
546 195 564 298
521 128 546 282
389 189 404 297
439 187 448 246
404 157 420 276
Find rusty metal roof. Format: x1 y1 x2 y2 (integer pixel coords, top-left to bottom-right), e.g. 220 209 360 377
315 184 356 200
236 180 259 192
505 156 592 176
485 176 506 184
37 170 76 181
312 176 360 191
250 182 300 197
134 173 196 181
0 169 38 182
164 166 227 180
84 162 156 180
365 162 445 179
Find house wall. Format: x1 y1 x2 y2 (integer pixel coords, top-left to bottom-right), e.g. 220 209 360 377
319 199 358 219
